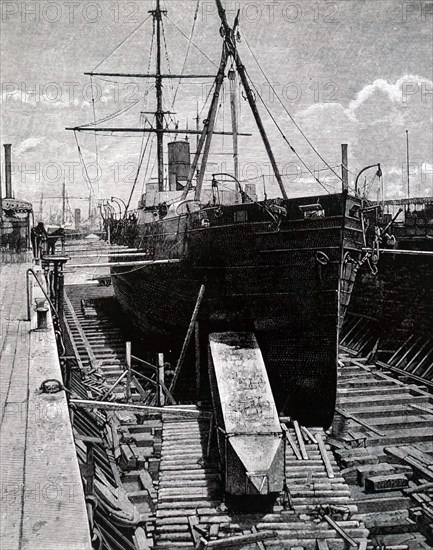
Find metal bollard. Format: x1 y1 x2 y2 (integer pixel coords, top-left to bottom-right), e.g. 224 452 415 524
35 298 49 330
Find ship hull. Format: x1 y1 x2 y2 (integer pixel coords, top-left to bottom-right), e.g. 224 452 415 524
112 192 364 428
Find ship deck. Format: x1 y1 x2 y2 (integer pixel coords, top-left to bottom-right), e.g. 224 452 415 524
0 260 91 550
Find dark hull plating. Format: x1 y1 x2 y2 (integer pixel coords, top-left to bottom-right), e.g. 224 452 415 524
112 192 364 428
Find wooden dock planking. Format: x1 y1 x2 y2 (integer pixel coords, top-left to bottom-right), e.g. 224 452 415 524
0 261 92 549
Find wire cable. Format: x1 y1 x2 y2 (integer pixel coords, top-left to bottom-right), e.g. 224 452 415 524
243 67 332 194
74 131 95 196
90 76 100 199
242 31 344 185
165 15 217 68
170 0 201 110
93 14 153 71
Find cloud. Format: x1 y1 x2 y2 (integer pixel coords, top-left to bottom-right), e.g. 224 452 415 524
347 75 432 122
293 74 433 198
14 137 45 155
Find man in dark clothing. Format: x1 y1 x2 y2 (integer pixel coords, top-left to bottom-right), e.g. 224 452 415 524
31 222 48 259
47 226 65 255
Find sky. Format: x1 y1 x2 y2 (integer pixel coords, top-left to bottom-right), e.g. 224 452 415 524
1 0 432 220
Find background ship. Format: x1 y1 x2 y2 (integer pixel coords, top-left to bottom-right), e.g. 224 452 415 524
70 0 369 429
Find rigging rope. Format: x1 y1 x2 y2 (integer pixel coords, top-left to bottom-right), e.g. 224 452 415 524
161 17 173 92
165 15 217 68
141 135 156 196
170 0 201 110
78 97 143 128
238 164 343 184
125 16 158 215
364 173 379 199
90 76 100 199
74 131 95 196
242 31 344 186
92 14 153 71
243 67 332 194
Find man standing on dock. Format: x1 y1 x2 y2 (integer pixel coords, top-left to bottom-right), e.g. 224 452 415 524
31 221 47 259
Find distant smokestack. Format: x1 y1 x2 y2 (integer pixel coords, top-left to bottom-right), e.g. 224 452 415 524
4 144 12 199
75 208 81 230
341 144 348 191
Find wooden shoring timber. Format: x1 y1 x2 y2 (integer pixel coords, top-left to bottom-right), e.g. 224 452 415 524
384 447 433 481
335 408 385 437
70 399 210 417
131 376 148 402
376 361 433 391
64 291 99 367
68 252 152 259
321 515 358 548
170 284 206 393
404 481 433 494
302 426 317 444
130 368 176 405
67 258 181 269
409 403 433 416
194 529 277 549
100 371 128 401
292 420 309 460
315 432 335 479
281 424 302 460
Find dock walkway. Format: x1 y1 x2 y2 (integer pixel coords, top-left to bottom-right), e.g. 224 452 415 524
0 261 91 549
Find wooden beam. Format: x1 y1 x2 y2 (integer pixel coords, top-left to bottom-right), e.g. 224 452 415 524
85 72 216 79
322 515 358 547
281 424 302 460
170 285 205 392
67 127 252 137
68 258 181 269
292 420 308 460
335 407 385 437
195 530 277 549
70 399 210 417
68 253 151 259
315 432 334 479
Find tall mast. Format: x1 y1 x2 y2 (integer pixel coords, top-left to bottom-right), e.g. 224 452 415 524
214 0 288 200
229 68 239 181
62 178 66 225
406 129 410 199
39 192 44 222
195 47 229 200
181 43 229 201
150 0 166 192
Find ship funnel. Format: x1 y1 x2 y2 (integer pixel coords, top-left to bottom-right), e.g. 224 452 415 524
208 332 284 496
168 141 191 191
4 144 13 199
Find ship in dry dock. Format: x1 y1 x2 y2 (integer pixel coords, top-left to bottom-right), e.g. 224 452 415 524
69 0 369 429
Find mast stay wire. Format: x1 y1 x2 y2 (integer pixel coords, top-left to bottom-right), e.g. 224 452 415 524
165 15 218 69
243 66 332 194
92 14 153 72
364 172 380 199
141 135 156 196
170 0 201 111
74 131 95 196
125 15 159 214
90 75 100 200
78 96 144 128
77 13 156 214
241 30 344 186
